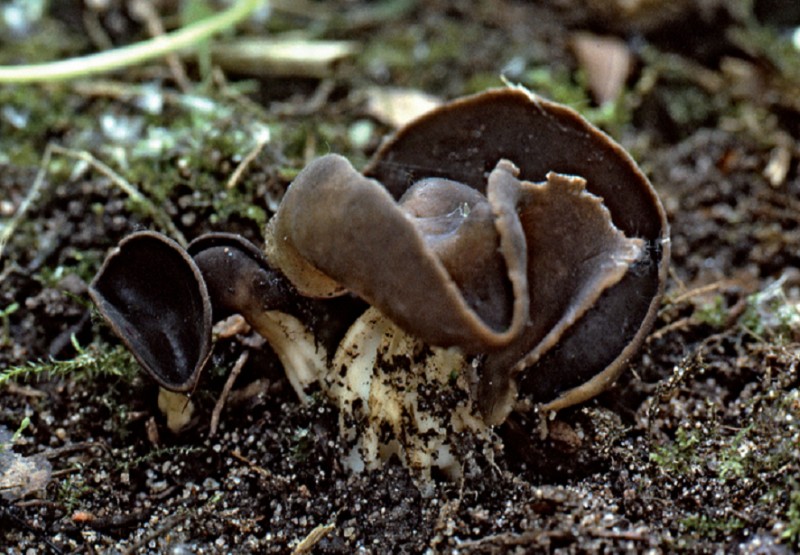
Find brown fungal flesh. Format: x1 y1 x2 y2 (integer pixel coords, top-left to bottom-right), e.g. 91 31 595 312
364 86 669 419
476 171 643 423
89 231 213 392
264 153 531 353
188 233 366 359
187 232 298 322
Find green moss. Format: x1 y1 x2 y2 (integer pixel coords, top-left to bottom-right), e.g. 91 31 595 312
655 83 720 128
0 416 30 452
728 24 800 85
56 474 92 514
463 72 504 95
35 255 105 290
0 338 139 388
0 301 19 347
517 66 632 133
635 45 735 138
119 445 206 473
0 13 87 66
657 381 800 547
649 426 702 476
716 425 752 482
98 93 275 230
356 17 486 90
360 29 421 76
694 295 728 329
0 77 291 238
782 482 800 548
521 66 588 109
0 85 82 166
290 426 313 462
424 19 479 66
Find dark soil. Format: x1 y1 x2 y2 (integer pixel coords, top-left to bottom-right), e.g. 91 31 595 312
2 1 800 553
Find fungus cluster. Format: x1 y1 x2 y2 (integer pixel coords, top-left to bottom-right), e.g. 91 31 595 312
90 87 669 483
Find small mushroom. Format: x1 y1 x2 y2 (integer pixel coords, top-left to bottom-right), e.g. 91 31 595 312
90 231 362 399
186 232 330 398
196 234 368 399
89 231 212 392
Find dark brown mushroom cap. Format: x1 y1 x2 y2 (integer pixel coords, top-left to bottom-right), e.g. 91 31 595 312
398 166 526 333
189 232 367 357
90 229 368 393
264 154 530 353
89 231 212 391
364 86 669 419
187 232 297 322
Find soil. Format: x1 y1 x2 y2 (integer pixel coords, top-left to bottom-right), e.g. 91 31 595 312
1 1 800 553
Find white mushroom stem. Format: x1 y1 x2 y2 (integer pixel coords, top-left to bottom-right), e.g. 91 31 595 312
157 388 195 433
247 310 328 402
241 305 495 488
325 307 491 490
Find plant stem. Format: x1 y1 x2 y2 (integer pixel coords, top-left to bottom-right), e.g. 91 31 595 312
0 0 264 83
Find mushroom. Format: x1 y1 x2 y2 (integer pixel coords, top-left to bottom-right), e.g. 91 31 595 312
89 231 213 392
90 231 364 399
362 86 669 421
89 86 669 482
187 232 331 398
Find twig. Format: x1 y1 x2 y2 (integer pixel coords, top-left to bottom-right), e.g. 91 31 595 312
589 527 651 541
454 529 570 549
41 441 111 460
73 79 190 103
226 131 270 189
12 499 63 511
0 0 263 83
48 144 186 246
229 449 293 485
647 316 692 343
71 509 146 531
292 523 336 555
209 41 356 79
0 144 53 263
209 350 249 437
666 279 735 308
3 382 47 398
49 468 81 479
82 9 115 52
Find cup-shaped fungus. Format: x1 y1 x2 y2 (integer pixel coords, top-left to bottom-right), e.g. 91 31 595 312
90 86 669 485
91 231 364 399
188 232 366 399
90 231 213 392
363 87 669 422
